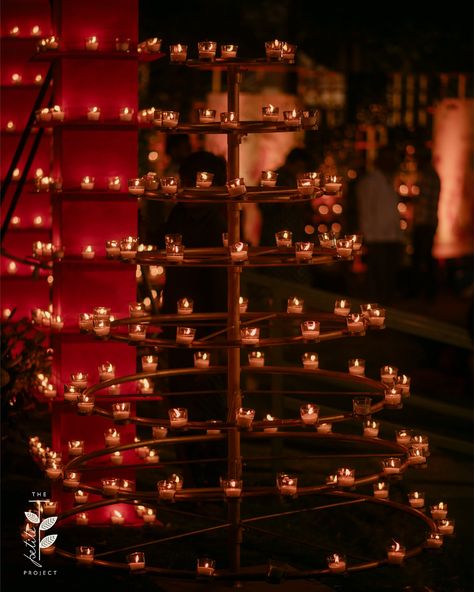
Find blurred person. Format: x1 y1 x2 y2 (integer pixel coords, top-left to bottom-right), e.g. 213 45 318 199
356 145 403 304
411 146 441 301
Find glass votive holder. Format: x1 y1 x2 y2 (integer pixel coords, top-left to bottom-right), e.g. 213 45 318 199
352 396 372 417
277 473 298 495
248 351 265 367
337 467 355 487
142 354 158 372
105 239 120 258
436 519 455 536
260 171 278 187
161 175 179 194
229 241 248 262
198 40 217 60
128 323 147 341
334 298 351 316
84 36 99 50
87 106 100 121
348 358 365 376
197 109 216 124
368 307 386 329
142 508 156 523
281 42 297 62
263 414 278 432
265 39 283 60
430 502 448 520
296 177 315 196
197 557 216 576
119 107 133 122
80 176 95 190
221 44 238 59
387 542 406 564
283 109 301 127
300 403 319 425
168 407 188 428
68 440 84 457
226 177 246 197
382 457 402 475
302 352 319 369
222 478 242 497
63 470 81 489
412 433 430 456
76 546 95 565
144 37 162 53
346 313 365 334
196 171 214 187
239 296 248 313
373 480 389 499
241 327 260 345
169 43 187 62
45 458 63 480
295 241 314 261
380 365 398 384
408 490 425 508
101 477 120 497
177 297 193 314
262 104 279 121
287 296 303 313
115 36 131 52
396 374 411 396
128 552 145 571
166 243 185 262
107 175 121 191
50 105 64 121
194 351 210 368
176 326 196 344
395 428 412 446
76 393 95 415
363 419 380 437
71 371 89 388
336 238 353 258
300 320 320 340
345 233 363 251
360 302 379 319
111 450 123 465
161 111 179 128
143 172 159 191
318 232 337 249
152 426 168 439
324 175 343 195
63 384 82 403
104 428 120 447
138 378 153 394
145 449 159 463
327 553 346 573
157 479 177 500
236 407 255 428
408 447 426 465
81 245 95 260
165 233 182 246
129 301 146 318
384 386 403 407
426 533 444 549
275 230 292 247
120 236 138 259
220 111 239 128
222 232 229 247
112 401 131 421
301 109 319 128
110 509 125 524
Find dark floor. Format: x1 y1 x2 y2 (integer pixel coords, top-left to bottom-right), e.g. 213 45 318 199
2 268 473 592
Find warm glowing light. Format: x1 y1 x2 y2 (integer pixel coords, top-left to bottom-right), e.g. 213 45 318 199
11 73 22 84
11 216 20 225
6 121 16 131
13 168 20 179
399 184 409 196
397 202 407 214
33 216 43 226
332 204 343 214
318 205 329 215
148 151 159 161
9 26 20 36
7 262 17 274
331 223 341 233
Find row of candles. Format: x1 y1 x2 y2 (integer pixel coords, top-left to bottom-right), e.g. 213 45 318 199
6 72 45 86
35 106 134 122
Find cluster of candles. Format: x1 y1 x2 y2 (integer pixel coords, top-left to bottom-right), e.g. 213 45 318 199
128 174 180 195
36 35 59 50
33 172 62 192
9 24 43 37
32 241 64 259
31 307 63 333
264 39 297 61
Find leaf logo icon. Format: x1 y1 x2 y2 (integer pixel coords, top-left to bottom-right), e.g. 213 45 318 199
24 511 40 524
40 534 57 549
40 517 58 531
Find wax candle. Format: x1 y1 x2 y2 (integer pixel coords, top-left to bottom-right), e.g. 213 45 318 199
300 403 319 425
81 176 95 190
221 44 238 58
51 105 65 121
396 374 411 396
263 414 278 432
426 533 444 548
302 352 319 369
176 326 195 344
138 378 153 394
93 318 110 337
111 451 123 465
281 42 297 62
142 509 156 524
101 478 120 496
318 232 336 249
287 297 303 313
368 307 386 328
220 111 239 128
324 175 343 194
197 558 216 576
297 178 314 195
105 240 120 258
152 426 168 439
107 176 121 191
373 481 389 499
42 501 58 516
168 407 188 428
384 386 402 407
327 553 346 574
71 372 89 388
170 473 184 490
395 428 411 446
387 541 405 564
45 459 63 480
345 233 363 251
87 106 100 121
239 296 248 313
119 107 134 122
198 40 217 60
283 109 301 127
76 512 89 526
104 428 120 447
229 241 248 262
334 298 351 316
317 422 332 434
300 320 320 340
144 37 162 52
352 396 372 417
177 297 193 315
63 470 81 489
128 324 147 341
248 351 265 367
9 26 20 37
262 104 279 121
11 73 22 85
236 407 255 428
408 490 425 508
84 36 99 50
382 457 402 475
169 43 187 62
134 438 149 458
142 355 158 372
260 171 278 187
145 449 159 463
194 351 210 368
197 109 216 124
128 178 145 195
408 447 426 465
241 327 260 345
68 440 84 457
162 111 179 128
380 365 398 384
111 510 125 525
265 39 282 60
166 243 185 263
44 383 58 398
275 230 292 247
74 489 89 504
129 302 146 318
436 519 455 535
222 478 242 497
295 242 314 261
36 108 51 122
81 245 95 259
346 313 365 334
301 108 319 128
128 552 145 570
112 402 131 420
157 479 177 500
348 358 365 376
277 474 298 495
363 419 380 437
76 546 94 564
430 502 448 520
226 178 246 197
336 238 353 258
337 467 355 487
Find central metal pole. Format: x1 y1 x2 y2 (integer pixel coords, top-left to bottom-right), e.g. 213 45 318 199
226 66 242 576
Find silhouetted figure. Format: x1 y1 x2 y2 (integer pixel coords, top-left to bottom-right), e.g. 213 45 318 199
356 146 403 304
412 146 441 301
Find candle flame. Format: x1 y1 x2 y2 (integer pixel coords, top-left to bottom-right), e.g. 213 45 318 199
392 540 401 552
265 414 274 421
113 510 122 518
